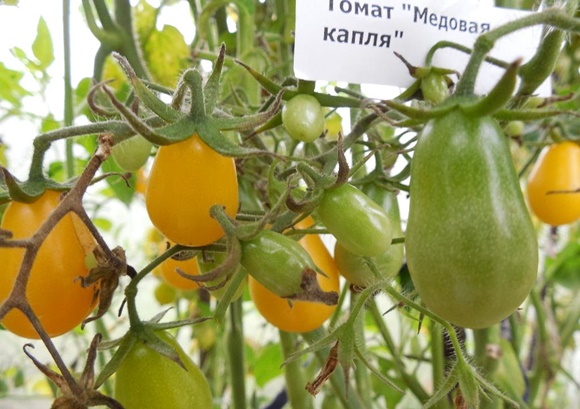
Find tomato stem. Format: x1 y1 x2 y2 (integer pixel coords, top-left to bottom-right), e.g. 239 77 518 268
350 292 373 408
455 7 580 97
227 299 248 409
368 300 430 403
428 320 453 409
279 330 315 409
62 0 75 180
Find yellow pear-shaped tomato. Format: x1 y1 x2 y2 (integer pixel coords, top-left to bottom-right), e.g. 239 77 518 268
248 217 340 333
0 190 98 338
527 141 580 226
145 134 239 246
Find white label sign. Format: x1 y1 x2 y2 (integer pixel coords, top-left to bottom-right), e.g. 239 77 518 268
294 0 550 96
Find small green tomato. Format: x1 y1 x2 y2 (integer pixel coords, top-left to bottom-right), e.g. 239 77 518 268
282 94 325 143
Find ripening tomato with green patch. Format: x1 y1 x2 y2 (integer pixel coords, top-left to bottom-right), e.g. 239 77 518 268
282 94 325 143
248 217 340 333
526 141 580 226
114 331 212 409
0 190 99 338
317 183 392 257
405 109 538 329
146 134 238 246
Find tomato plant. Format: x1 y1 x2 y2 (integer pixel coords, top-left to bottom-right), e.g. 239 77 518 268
145 133 238 247
114 331 212 409
317 183 392 257
405 109 538 329
3 2 580 408
282 94 325 143
526 140 580 226
0 190 98 338
248 217 340 333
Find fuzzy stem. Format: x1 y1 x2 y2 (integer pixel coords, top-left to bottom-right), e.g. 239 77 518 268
473 325 501 409
279 330 315 409
473 325 501 374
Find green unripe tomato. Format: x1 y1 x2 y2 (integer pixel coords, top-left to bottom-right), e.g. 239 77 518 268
111 135 153 171
282 94 325 143
406 109 538 329
318 184 392 257
421 72 449 105
240 230 316 298
154 281 177 305
334 184 404 287
114 331 212 409
504 121 524 138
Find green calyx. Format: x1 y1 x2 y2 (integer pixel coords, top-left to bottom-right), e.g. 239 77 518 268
110 43 282 158
0 167 75 205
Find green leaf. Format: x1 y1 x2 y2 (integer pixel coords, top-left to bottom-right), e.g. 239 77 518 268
100 157 136 206
134 0 158 46
94 217 113 232
252 343 284 387
0 62 32 105
75 134 98 154
144 25 190 87
41 114 61 133
0 143 7 167
375 355 406 408
47 161 64 182
32 17 54 70
547 242 580 289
